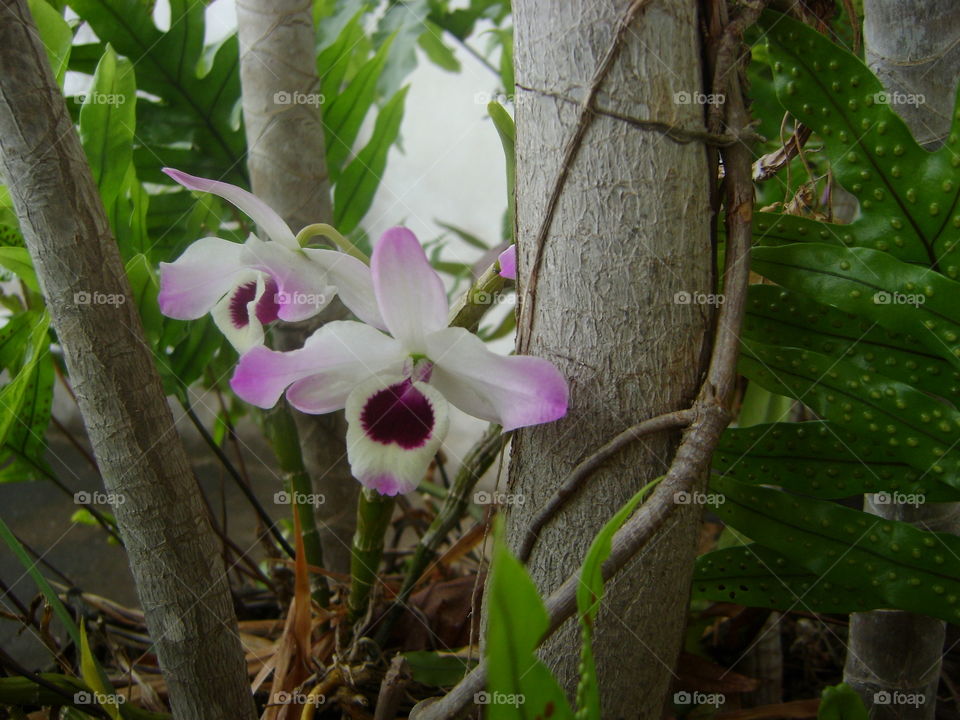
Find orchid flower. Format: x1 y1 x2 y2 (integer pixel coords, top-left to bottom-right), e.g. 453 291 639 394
498 245 516 280
157 169 382 352
231 227 568 496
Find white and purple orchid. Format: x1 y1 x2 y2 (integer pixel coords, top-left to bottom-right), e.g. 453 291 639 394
230 227 568 496
157 168 381 352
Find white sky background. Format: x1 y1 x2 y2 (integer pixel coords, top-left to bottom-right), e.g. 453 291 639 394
69 0 513 471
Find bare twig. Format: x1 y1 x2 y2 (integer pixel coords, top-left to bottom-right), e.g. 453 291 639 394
180 400 295 560
515 84 760 147
751 123 812 181
516 408 696 562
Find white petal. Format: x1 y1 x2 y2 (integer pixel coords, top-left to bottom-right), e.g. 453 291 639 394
230 321 404 411
241 235 336 322
303 247 385 330
345 376 449 495
211 273 273 353
371 227 448 352
425 327 569 431
163 168 298 248
158 237 246 319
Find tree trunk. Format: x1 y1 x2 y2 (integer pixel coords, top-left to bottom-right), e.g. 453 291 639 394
236 0 358 574
843 2 960 716
0 4 256 719
863 0 960 149
503 1 712 717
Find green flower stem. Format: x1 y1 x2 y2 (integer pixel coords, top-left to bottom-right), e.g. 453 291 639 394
348 487 397 624
447 260 507 331
371 423 506 643
261 404 329 607
348 259 510 631
295 223 369 263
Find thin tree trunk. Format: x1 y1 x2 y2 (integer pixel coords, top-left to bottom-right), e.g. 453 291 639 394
0 3 256 719
503 1 712 717
843 2 960 716
236 0 358 575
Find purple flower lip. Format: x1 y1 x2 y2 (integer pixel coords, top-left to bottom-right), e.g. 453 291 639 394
361 379 435 449
228 278 280 329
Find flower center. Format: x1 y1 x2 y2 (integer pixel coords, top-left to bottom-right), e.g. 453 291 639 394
361 379 435 449
228 277 280 328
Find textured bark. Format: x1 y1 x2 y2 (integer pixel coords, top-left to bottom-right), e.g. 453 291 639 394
236 0 357 574
842 3 960 716
503 1 712 717
863 0 960 149
0 4 256 719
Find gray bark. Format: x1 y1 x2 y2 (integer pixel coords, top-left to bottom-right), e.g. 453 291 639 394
0 3 256 719
503 1 712 717
843 2 960 716
863 0 960 149
236 0 357 574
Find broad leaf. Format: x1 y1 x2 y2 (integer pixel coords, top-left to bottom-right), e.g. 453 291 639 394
752 243 960 370
715 421 960 503
740 340 960 491
79 45 136 212
486 519 574 720
711 475 960 625
694 543 885 614
334 86 408 234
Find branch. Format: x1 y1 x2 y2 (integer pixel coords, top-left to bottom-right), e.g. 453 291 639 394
0 4 257 718
516 409 696 562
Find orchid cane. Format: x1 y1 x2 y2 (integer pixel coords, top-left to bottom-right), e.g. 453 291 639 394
157 168 383 352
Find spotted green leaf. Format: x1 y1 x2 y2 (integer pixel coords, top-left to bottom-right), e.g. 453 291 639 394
760 11 960 269
693 543 885 614
752 243 960 369
715 421 960 503
743 284 960 404
711 475 960 625
740 340 960 493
